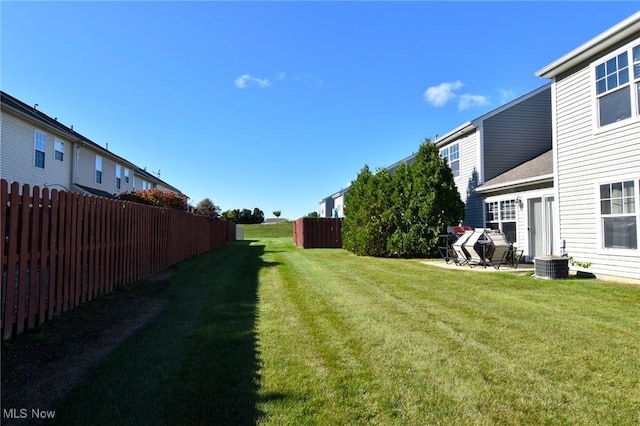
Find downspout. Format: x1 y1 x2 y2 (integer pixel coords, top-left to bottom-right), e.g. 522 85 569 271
71 142 81 190
69 141 80 188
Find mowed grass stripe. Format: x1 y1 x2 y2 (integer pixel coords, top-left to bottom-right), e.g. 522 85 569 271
259 243 389 424
259 246 506 424
51 227 640 425
256 239 640 425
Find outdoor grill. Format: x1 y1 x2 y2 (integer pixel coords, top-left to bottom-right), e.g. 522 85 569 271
453 228 512 266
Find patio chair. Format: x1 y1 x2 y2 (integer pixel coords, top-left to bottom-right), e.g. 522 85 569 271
451 229 474 266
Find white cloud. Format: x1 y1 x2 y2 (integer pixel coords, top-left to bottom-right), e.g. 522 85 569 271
498 88 516 104
423 80 463 107
294 73 323 85
235 74 272 89
458 93 489 111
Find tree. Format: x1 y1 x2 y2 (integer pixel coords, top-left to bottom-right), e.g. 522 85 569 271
342 165 394 256
342 139 465 257
273 210 281 218
222 209 239 223
252 207 265 224
304 211 320 218
221 207 265 224
387 141 465 257
195 198 220 218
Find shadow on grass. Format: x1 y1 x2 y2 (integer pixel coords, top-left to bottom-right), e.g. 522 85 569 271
53 240 277 425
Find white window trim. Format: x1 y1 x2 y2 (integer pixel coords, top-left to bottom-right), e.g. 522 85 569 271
54 138 64 161
115 164 122 190
440 143 460 177
95 155 103 184
595 176 640 257
591 38 640 135
34 130 46 168
124 168 130 184
484 197 519 242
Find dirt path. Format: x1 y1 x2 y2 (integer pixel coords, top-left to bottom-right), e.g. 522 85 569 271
1 269 174 425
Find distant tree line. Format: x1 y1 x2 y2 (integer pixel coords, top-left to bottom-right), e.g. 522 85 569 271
342 140 464 258
222 208 265 224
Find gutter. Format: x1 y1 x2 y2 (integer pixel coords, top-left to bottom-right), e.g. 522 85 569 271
474 175 554 194
536 11 640 78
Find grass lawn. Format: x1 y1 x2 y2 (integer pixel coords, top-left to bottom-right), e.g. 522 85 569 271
53 232 640 425
239 221 293 239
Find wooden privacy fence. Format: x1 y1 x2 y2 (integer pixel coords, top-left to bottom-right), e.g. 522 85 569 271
1 180 236 340
293 217 343 248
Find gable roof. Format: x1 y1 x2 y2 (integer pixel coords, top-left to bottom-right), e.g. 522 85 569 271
474 150 553 194
536 11 640 79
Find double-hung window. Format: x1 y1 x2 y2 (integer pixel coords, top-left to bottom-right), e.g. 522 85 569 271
594 41 640 128
599 180 637 250
124 168 130 184
485 199 517 243
95 156 103 184
34 130 46 168
115 164 122 190
54 139 64 161
440 143 460 177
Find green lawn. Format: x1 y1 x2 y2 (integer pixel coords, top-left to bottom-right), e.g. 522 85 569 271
240 221 293 239
54 235 640 425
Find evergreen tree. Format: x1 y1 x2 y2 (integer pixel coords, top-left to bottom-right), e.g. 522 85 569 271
342 139 465 257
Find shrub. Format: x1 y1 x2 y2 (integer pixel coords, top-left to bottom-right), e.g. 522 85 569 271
117 188 187 210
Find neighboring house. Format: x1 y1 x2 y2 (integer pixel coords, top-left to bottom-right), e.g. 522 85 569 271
319 188 350 218
318 86 551 246
331 188 348 218
318 152 417 218
474 150 556 261
318 195 334 218
536 12 640 280
1 91 183 199
435 84 553 228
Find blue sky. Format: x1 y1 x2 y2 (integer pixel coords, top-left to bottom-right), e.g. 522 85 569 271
2 2 638 219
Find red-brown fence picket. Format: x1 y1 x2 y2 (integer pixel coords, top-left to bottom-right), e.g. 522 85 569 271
0 179 236 340
293 217 343 249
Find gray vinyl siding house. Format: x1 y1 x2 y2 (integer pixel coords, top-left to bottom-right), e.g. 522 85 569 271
537 12 640 280
1 91 182 199
320 85 552 227
435 84 552 228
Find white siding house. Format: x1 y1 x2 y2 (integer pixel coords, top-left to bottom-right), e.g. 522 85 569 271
332 189 346 218
318 196 334 218
475 150 556 262
1 96 74 192
537 12 640 280
1 91 183 199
